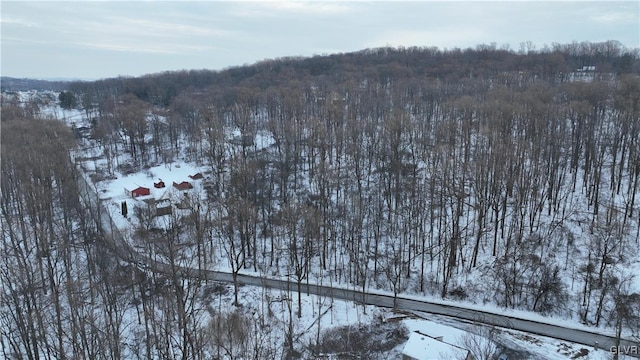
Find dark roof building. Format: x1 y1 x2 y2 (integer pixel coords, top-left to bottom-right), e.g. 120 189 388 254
173 181 193 190
131 186 151 198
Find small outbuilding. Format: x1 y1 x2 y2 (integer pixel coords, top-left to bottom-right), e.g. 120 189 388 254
189 173 204 180
130 186 151 198
173 181 193 190
154 180 166 188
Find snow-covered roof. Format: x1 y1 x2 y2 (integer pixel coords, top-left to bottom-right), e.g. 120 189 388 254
402 331 469 360
95 161 202 201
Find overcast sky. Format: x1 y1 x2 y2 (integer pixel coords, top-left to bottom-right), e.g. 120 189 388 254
1 1 638 80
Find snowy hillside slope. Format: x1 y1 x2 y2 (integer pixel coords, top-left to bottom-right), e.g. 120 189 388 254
3 47 639 358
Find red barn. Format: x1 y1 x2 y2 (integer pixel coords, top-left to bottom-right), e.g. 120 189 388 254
131 186 151 198
173 181 193 190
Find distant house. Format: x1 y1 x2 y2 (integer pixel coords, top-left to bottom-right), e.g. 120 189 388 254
154 180 165 188
402 331 474 360
189 173 204 180
130 186 151 198
173 181 193 190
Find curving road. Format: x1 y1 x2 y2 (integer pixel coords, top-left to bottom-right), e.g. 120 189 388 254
75 165 640 358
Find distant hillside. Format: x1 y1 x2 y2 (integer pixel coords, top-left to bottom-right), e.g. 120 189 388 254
67 40 640 107
1 77 70 92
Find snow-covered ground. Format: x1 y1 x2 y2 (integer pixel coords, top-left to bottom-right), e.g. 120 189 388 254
182 281 638 359
82 152 637 359
411 313 639 360
93 161 203 200
20 93 639 359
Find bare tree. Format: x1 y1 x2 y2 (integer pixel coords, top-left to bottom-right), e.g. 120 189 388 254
457 326 500 360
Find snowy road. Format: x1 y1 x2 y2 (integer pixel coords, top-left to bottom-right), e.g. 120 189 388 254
75 166 639 358
189 270 639 357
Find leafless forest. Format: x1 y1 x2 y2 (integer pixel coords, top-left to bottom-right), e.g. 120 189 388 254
2 41 640 359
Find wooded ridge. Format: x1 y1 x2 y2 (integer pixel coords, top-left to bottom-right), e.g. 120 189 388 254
1 40 639 359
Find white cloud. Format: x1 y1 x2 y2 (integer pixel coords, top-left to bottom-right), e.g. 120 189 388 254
264 1 351 14
1 0 636 79
592 11 638 24
0 17 39 27
97 17 231 39
230 0 352 18
73 40 214 55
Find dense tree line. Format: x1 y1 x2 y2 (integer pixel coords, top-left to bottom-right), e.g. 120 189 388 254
0 77 70 92
2 41 639 358
68 40 639 108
